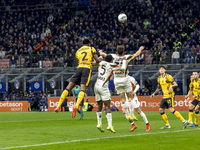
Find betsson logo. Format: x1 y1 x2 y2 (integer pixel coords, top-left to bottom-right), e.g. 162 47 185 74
0 102 23 107
140 99 190 108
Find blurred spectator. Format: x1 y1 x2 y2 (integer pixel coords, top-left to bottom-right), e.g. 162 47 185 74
2 91 9 101
143 88 149 96
25 55 31 68
184 50 192 64
32 56 39 67
68 53 74 67
152 47 161 64
53 55 60 67
110 104 119 111
38 95 47 111
175 87 183 95
0 49 5 59
10 56 17 68
144 78 152 95
10 95 17 101
26 94 34 111
171 49 180 64
195 45 200 63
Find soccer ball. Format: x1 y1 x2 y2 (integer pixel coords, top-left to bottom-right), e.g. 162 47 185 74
118 13 127 23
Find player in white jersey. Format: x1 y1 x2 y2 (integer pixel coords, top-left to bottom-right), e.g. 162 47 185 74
100 45 144 132
95 55 127 133
125 76 151 132
94 55 115 133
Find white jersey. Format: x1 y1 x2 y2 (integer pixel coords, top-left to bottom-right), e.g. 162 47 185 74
125 76 139 100
95 61 113 87
125 76 140 108
110 54 136 78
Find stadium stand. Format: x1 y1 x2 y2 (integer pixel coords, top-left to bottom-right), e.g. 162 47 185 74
0 0 200 107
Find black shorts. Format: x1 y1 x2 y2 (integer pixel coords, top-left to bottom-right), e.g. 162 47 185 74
160 97 175 109
75 98 84 106
70 68 92 86
191 99 200 106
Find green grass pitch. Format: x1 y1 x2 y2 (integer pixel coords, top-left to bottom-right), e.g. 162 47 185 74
0 111 199 150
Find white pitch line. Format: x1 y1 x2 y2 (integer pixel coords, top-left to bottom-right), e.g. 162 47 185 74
0 128 199 150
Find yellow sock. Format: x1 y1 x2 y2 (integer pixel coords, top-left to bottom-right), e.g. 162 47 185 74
161 113 169 125
76 91 84 109
188 110 193 124
57 90 69 108
174 111 185 122
194 112 199 125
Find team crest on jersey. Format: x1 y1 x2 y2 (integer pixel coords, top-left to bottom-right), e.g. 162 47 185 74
14 80 20 89
50 80 56 89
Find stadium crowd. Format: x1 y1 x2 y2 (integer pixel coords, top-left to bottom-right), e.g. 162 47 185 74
0 0 199 68
0 90 48 111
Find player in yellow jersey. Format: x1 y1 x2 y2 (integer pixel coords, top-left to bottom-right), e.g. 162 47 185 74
151 66 189 129
55 39 100 118
185 74 194 124
185 72 200 127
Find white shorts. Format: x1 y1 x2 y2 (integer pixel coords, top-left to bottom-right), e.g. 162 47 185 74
94 83 111 101
114 77 132 94
129 96 140 108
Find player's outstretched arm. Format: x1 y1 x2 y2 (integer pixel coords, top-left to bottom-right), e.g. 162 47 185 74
169 81 178 93
150 84 161 98
99 50 107 57
185 89 193 101
94 54 100 64
134 46 145 57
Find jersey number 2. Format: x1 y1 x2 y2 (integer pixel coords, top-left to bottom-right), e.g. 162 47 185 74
81 52 88 61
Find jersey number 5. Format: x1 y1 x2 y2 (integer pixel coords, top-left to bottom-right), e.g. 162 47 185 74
81 52 88 61
100 65 106 75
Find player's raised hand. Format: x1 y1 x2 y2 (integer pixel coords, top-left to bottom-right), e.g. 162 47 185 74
140 46 145 50
185 95 189 101
150 93 154 99
168 86 173 93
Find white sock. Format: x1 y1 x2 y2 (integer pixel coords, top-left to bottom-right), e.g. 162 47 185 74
122 103 129 119
106 113 112 127
96 112 102 125
140 111 149 124
129 101 135 117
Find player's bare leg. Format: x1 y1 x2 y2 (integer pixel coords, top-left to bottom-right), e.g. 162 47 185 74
72 84 87 118
55 82 75 112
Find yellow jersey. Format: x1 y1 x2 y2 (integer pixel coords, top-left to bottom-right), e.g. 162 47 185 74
189 78 200 101
158 74 175 99
76 46 96 69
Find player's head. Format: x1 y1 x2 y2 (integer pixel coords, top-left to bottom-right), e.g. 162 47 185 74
192 72 199 79
83 38 90 46
159 66 166 74
190 74 194 81
117 45 125 56
104 55 113 62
